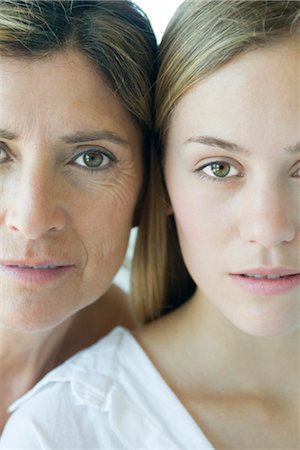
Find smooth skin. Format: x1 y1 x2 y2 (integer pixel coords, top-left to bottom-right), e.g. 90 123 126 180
0 50 141 430
136 40 300 449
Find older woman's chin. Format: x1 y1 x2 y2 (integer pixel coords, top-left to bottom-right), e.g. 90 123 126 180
0 283 134 357
0 274 131 334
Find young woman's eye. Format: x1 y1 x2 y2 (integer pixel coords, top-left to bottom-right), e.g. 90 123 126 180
198 161 240 179
73 149 115 171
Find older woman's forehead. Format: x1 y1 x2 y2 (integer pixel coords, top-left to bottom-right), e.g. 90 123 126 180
0 51 142 150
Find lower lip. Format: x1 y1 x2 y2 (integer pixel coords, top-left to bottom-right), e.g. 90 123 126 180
230 274 300 296
0 265 74 287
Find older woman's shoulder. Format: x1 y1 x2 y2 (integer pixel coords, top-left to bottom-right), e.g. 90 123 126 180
1 327 131 448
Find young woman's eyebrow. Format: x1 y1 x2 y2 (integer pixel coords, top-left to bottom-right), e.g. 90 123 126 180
60 131 131 148
184 136 250 155
185 136 300 155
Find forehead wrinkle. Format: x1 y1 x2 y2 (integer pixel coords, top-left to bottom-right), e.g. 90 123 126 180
0 119 56 154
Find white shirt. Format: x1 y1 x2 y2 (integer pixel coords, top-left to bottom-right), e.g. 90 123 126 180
0 327 215 449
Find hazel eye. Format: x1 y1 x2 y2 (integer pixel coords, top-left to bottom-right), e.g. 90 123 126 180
74 149 113 170
201 161 240 178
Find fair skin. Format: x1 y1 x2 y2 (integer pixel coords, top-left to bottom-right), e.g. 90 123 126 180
0 50 141 430
137 41 299 449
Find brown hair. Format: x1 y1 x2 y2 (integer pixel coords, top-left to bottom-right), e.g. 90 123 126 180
0 0 157 146
132 0 300 324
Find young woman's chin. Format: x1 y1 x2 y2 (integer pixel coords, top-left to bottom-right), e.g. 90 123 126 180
230 305 300 339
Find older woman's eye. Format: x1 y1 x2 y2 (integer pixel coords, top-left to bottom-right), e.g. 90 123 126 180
73 149 114 171
199 161 240 179
0 146 9 163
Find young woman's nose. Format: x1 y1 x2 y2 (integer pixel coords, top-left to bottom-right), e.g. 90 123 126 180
5 166 67 240
239 183 297 248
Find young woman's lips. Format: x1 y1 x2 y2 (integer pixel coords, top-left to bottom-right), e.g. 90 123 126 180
230 269 300 296
0 262 75 287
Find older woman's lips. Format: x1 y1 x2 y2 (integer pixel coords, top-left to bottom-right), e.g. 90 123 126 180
230 268 300 296
0 261 75 287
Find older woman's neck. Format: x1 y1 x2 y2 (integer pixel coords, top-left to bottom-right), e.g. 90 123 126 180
0 317 74 432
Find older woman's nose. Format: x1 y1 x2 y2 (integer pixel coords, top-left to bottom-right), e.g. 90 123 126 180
239 184 297 248
5 169 67 240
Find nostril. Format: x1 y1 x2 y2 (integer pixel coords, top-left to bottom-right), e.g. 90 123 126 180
6 209 66 239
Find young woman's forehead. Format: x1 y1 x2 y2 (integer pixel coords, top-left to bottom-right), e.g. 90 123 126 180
167 41 299 151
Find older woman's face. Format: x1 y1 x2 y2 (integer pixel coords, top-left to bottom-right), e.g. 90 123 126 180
0 50 142 331
165 40 300 337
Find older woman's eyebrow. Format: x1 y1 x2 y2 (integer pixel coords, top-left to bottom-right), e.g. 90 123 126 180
61 131 131 148
0 129 17 140
185 136 250 155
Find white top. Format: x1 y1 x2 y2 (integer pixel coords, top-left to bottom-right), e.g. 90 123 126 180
0 327 215 449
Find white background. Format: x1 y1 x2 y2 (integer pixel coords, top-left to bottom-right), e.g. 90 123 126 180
135 0 182 42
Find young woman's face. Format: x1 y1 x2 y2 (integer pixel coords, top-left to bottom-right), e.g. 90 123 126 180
0 50 142 331
165 41 300 337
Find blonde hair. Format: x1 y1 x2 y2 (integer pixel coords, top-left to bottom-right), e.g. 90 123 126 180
0 0 157 140
132 0 300 324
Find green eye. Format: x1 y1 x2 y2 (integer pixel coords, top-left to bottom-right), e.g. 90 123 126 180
210 161 231 177
74 149 112 170
82 150 104 168
200 160 239 179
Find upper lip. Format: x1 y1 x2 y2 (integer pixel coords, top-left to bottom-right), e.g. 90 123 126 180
231 267 299 276
0 260 74 268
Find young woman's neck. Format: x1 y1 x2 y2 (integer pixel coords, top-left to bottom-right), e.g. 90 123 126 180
138 290 299 400
136 291 299 449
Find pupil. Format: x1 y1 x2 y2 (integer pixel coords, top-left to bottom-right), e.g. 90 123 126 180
83 151 103 168
212 162 230 177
